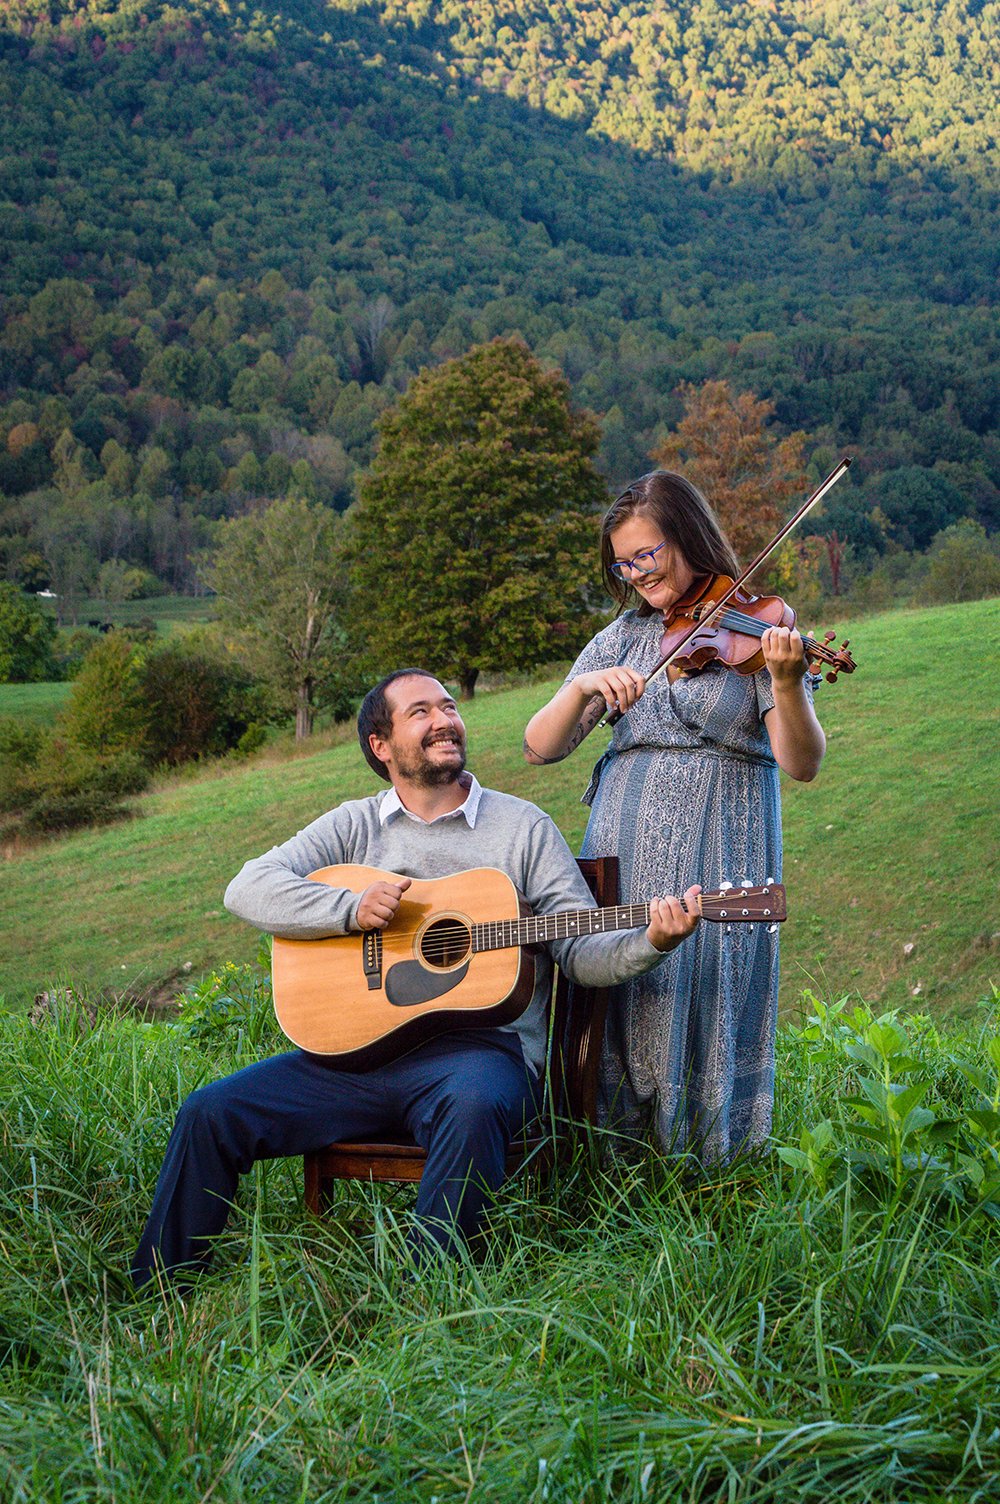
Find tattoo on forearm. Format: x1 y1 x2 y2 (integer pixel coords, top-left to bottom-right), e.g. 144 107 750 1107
564 694 607 755
523 736 567 765
524 693 609 765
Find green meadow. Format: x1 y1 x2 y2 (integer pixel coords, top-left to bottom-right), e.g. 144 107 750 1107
1 926 997 1501
2 597 997 1017
55 594 216 634
1 598 998 1502
0 680 70 725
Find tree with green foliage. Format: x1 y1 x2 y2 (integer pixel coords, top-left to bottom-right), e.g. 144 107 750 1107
138 643 271 766
60 632 149 758
924 520 1000 604
201 497 345 739
347 338 609 698
0 583 57 683
864 467 971 553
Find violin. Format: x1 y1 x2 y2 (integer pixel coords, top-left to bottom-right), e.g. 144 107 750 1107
601 458 856 729
660 573 857 683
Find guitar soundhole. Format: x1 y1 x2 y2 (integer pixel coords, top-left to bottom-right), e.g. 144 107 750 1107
419 917 472 970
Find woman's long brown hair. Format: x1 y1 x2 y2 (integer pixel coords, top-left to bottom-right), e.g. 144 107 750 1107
600 471 740 617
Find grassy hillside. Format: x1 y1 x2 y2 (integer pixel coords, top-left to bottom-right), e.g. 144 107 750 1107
2 597 997 1014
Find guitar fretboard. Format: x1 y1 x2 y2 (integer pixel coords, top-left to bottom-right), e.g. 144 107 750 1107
472 903 660 952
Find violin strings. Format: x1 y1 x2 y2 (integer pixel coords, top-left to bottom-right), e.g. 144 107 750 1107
696 606 829 655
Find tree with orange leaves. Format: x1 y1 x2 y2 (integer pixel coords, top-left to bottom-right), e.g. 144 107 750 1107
651 380 809 561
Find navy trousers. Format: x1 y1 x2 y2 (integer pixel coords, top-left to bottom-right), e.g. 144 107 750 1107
131 1030 539 1288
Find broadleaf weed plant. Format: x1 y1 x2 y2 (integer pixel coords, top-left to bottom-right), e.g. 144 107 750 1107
177 936 284 1060
778 987 1000 1215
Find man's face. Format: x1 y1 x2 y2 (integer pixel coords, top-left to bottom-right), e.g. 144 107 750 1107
373 676 467 787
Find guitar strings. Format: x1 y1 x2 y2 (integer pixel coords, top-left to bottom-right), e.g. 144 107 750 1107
390 890 779 961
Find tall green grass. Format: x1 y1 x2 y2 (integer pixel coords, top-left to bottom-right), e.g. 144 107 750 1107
2 598 997 1015
1 976 997 1502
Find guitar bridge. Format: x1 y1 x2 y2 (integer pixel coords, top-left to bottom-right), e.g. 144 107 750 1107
363 930 383 991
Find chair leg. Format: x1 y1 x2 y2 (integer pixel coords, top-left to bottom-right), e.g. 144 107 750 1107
304 1152 322 1216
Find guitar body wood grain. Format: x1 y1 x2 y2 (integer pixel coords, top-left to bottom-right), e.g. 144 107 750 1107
272 865 536 1067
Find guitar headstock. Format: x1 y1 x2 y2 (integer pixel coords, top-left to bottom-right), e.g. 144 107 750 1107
698 882 787 923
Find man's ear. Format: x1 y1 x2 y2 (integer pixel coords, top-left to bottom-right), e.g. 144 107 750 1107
369 732 391 768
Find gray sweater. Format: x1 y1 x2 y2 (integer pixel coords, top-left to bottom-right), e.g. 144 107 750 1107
224 779 665 1071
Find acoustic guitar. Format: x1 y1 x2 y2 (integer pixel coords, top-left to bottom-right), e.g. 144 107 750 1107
271 865 786 1068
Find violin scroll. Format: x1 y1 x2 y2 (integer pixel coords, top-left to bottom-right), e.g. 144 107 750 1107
805 630 856 683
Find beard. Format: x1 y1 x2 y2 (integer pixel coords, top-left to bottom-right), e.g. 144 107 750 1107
391 736 467 787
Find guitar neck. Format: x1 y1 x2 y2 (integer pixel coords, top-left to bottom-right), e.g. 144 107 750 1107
470 884 785 951
472 902 659 953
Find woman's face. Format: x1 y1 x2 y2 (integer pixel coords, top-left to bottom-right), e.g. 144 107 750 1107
608 513 698 613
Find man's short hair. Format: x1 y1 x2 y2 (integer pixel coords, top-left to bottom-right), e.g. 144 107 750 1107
357 668 438 781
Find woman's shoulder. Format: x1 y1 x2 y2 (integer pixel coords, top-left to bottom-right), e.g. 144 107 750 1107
589 609 657 647
567 609 658 677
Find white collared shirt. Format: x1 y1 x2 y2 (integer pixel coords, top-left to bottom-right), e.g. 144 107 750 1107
377 772 483 829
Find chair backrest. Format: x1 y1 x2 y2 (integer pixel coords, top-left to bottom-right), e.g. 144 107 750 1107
548 855 619 1126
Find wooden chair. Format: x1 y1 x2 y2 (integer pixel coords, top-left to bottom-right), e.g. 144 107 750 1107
303 855 618 1215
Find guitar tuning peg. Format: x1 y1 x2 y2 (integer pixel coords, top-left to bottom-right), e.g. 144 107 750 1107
767 923 779 934
740 879 753 888
765 876 775 886
724 924 733 935
719 880 733 891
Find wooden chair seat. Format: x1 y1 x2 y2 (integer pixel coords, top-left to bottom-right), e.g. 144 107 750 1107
303 856 617 1216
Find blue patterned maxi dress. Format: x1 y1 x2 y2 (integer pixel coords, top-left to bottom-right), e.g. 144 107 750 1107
569 610 813 1161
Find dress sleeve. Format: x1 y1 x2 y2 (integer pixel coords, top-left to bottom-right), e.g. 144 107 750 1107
754 665 819 722
563 618 625 684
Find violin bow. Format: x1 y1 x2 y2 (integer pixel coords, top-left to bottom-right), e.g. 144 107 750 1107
601 457 852 728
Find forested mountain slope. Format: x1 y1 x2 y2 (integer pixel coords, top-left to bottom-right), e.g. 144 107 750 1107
1 0 997 594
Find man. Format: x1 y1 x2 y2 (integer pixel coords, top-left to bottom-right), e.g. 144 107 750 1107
132 668 700 1288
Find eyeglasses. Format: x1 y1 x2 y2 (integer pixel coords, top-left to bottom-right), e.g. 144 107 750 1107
610 539 670 579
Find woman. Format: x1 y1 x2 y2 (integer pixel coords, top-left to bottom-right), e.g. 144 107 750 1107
523 471 825 1162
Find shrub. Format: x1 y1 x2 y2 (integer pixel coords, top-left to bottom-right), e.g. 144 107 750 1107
0 582 57 682
51 625 102 680
59 632 148 757
95 559 162 602
0 715 46 811
235 721 268 757
0 736 149 836
924 519 1000 603
777 992 1000 1215
139 643 272 765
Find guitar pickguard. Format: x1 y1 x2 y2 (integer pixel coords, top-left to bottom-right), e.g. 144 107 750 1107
385 959 471 1008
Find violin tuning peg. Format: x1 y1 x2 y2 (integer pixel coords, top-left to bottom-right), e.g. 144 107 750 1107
841 638 850 648
822 631 836 646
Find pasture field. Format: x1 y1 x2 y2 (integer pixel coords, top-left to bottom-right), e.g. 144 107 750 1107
0 680 70 725
46 593 215 635
1 597 997 1017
